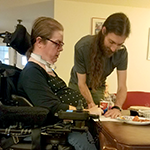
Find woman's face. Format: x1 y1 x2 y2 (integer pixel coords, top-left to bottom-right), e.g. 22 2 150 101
42 30 64 64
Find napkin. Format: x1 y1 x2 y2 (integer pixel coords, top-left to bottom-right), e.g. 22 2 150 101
94 115 120 122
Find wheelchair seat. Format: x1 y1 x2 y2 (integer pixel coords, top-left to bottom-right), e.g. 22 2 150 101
0 98 74 150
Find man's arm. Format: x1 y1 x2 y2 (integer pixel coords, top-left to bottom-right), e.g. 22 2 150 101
77 73 96 108
115 70 127 107
104 70 127 118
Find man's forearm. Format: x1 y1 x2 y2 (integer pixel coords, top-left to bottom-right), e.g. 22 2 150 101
115 87 127 108
78 83 94 105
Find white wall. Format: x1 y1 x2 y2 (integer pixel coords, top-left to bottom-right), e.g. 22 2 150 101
1 0 55 69
54 0 150 93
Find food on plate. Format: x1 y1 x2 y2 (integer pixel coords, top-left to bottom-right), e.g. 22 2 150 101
132 116 150 122
120 116 126 120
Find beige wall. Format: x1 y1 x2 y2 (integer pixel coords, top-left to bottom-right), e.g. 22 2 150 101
54 0 150 93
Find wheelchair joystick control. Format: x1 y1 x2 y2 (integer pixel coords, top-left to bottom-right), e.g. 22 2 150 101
76 100 84 112
57 100 99 121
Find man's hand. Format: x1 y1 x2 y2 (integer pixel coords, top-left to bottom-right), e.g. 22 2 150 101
104 108 121 118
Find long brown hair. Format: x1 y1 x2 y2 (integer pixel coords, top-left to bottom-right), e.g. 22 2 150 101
26 17 64 59
89 12 131 91
89 31 105 91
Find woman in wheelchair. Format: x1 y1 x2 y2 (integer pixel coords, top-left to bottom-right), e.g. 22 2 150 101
17 16 103 150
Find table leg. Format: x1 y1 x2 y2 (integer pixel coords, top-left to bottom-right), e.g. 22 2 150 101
99 132 117 150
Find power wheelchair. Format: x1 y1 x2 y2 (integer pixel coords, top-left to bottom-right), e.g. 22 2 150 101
0 23 100 150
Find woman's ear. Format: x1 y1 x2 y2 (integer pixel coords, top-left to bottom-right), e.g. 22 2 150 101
102 26 106 35
35 37 43 48
36 37 42 44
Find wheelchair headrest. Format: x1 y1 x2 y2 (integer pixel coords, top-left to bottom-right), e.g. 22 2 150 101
9 24 31 55
2 24 31 55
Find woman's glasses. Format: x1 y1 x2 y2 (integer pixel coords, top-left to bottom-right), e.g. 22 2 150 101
46 38 64 49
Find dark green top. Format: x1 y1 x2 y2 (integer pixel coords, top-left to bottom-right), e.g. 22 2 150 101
69 35 128 88
17 62 87 115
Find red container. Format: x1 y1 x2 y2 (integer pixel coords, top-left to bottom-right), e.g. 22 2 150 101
101 101 109 110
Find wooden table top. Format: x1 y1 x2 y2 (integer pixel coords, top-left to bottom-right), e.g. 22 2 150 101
101 121 150 145
97 110 150 149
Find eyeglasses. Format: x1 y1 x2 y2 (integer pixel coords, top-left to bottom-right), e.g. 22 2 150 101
46 38 64 49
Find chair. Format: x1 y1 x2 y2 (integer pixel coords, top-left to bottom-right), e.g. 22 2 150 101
0 102 50 150
0 94 96 150
0 94 75 150
122 91 150 110
0 64 74 149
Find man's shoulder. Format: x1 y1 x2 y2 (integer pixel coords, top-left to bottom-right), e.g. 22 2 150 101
75 35 94 50
114 45 128 56
118 45 127 52
112 45 128 62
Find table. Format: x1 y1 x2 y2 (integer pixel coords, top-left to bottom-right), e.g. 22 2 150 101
97 111 150 150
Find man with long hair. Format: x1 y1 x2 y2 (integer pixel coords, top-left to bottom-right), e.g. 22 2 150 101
69 12 131 118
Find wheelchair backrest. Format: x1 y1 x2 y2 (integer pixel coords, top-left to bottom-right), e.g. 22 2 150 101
0 62 21 105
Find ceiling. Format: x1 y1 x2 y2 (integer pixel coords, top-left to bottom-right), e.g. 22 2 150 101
69 0 150 8
0 0 150 38
0 0 52 33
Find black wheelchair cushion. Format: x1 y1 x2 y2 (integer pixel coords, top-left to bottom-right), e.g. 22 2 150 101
0 104 49 127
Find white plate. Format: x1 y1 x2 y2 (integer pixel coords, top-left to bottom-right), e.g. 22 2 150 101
128 106 150 111
117 116 150 125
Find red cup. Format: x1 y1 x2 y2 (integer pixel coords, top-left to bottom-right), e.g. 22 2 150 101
101 101 109 110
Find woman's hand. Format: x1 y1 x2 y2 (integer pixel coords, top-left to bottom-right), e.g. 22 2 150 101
88 101 96 108
88 105 103 116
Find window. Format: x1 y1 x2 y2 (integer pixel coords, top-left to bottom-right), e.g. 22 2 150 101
0 45 27 68
22 56 27 66
0 46 9 64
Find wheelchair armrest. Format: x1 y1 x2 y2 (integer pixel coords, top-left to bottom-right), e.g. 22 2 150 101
11 94 33 107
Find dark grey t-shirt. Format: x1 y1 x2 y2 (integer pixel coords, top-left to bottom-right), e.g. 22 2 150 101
69 35 128 88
